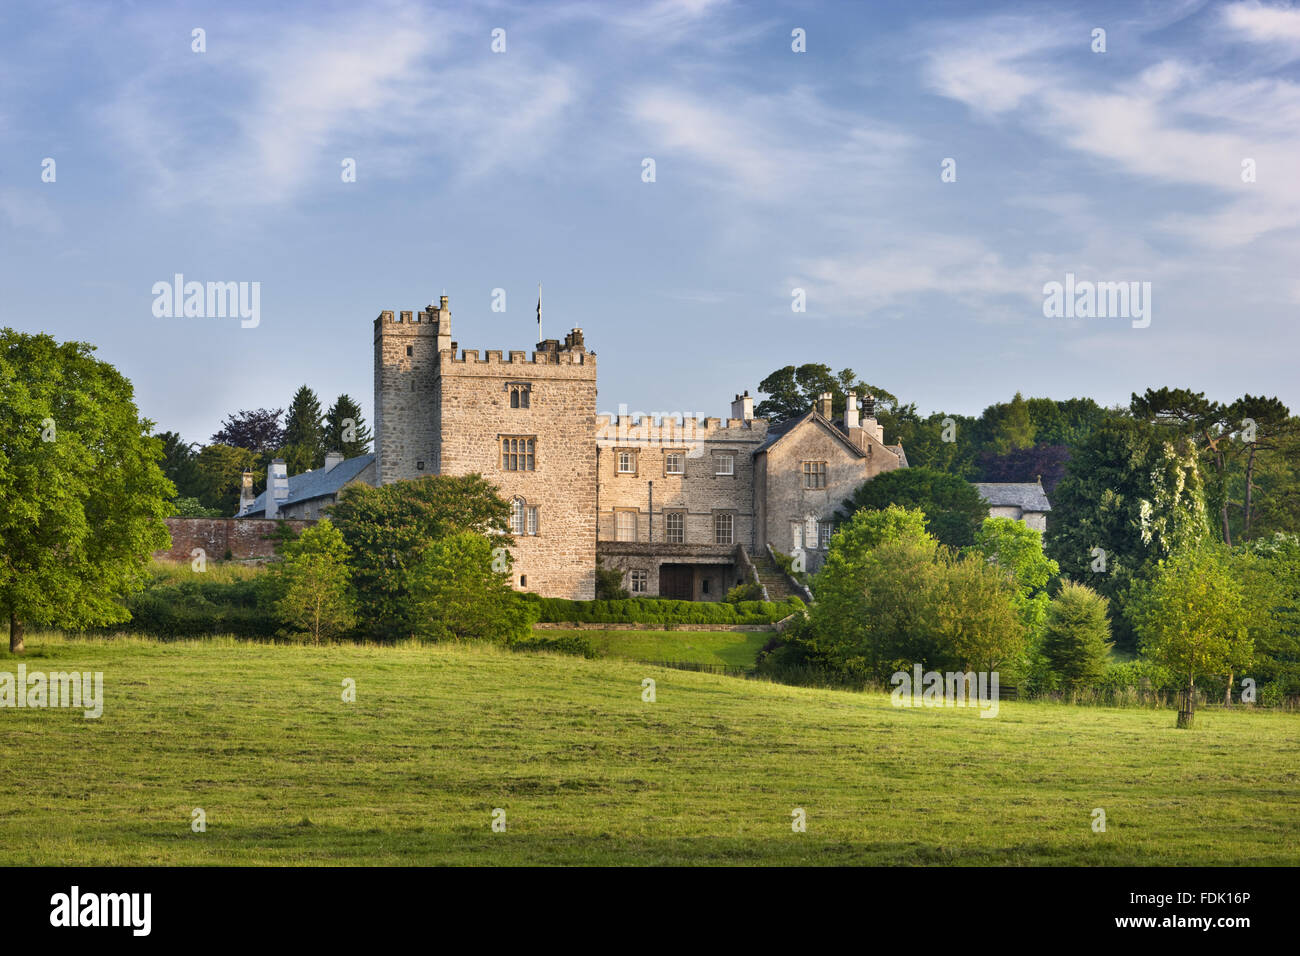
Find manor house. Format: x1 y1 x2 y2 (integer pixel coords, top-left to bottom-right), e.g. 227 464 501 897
367 295 907 600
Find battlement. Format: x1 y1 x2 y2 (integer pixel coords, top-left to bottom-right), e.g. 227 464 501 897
449 348 595 366
595 408 768 445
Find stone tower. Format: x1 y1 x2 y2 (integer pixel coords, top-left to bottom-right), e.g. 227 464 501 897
373 296 598 599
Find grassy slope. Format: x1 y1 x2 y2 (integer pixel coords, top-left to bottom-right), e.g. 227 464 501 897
580 629 768 667
2 635 1297 866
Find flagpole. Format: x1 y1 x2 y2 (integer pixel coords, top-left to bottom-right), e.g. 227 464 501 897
537 282 542 344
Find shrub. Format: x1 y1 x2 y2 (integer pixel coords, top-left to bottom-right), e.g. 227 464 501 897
507 632 598 659
531 596 803 626
1041 582 1112 689
595 559 629 600
726 581 764 603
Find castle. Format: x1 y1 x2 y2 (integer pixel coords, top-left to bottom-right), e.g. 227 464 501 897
369 295 907 600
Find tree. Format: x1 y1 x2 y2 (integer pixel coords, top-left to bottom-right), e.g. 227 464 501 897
933 549 1028 674
170 496 223 517
978 392 1037 456
1040 582 1112 690
878 405 978 476
329 475 513 641
325 394 373 459
970 517 1059 639
211 407 284 453
157 431 206 501
273 519 356 643
977 443 1070 493
1226 395 1296 541
838 466 988 548
754 363 897 424
283 385 326 474
194 443 258 515
0 329 173 653
408 531 536 643
1237 534 1300 699
1045 416 1209 650
1128 545 1259 727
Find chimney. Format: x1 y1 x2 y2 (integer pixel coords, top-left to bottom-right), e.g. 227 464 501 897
844 391 860 430
862 393 877 418
324 450 344 473
563 328 586 351
730 390 754 421
817 392 833 420
861 394 884 444
238 470 254 515
265 459 289 518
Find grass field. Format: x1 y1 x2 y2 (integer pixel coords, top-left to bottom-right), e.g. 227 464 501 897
578 629 769 668
2 634 1297 865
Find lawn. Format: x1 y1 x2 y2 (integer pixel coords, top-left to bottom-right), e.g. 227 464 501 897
1 634 1297 865
579 629 769 668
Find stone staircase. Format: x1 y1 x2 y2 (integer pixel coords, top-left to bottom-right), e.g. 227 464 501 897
751 549 798 601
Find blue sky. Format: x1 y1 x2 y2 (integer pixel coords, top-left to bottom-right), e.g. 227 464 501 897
2 0 1298 446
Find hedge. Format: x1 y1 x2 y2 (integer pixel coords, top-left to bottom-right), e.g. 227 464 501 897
525 595 804 626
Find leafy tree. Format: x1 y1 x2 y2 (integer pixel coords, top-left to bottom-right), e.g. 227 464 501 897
1040 582 1112 689
0 329 173 652
754 363 896 424
1128 544 1260 727
170 496 223 517
157 431 206 501
211 407 284 453
325 394 373 459
273 519 356 643
977 443 1070 493
283 385 326 474
329 475 513 641
1237 534 1300 698
195 443 259 515
970 517 1059 639
1226 395 1296 541
879 405 978 476
408 531 536 643
977 391 1037 456
838 466 987 548
1046 416 1209 650
933 548 1028 674
595 558 629 600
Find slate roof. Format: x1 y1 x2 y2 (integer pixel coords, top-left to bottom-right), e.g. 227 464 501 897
973 481 1052 513
238 453 375 517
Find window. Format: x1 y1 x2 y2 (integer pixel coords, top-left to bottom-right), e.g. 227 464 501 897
715 454 734 476
664 452 684 475
803 461 827 489
615 510 638 542
702 578 710 595
509 383 531 409
501 436 536 471
664 512 684 544
406 345 413 356
511 499 539 536
714 512 734 545
819 522 833 550
617 450 637 474
520 575 527 587
629 570 648 594
416 460 425 471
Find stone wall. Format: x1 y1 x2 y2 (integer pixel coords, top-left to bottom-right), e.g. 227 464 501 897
155 517 313 562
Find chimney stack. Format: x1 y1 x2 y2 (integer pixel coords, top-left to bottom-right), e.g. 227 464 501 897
817 392 834 420
844 391 860 430
266 459 289 518
324 450 344 473
731 390 754 421
238 470 254 515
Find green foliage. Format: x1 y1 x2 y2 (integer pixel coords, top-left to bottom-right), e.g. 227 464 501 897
408 531 537 643
117 565 279 639
157 431 206 501
838 467 987 548
195 443 259 515
0 329 174 651
726 581 764 603
329 475 512 641
970 517 1058 638
282 384 326 475
1237 534 1300 696
1046 416 1209 649
1128 544 1260 703
754 363 896 424
529 596 803 626
595 559 629 600
324 393 373 459
506 631 598 659
1040 582 1112 689
271 519 355 643
169 496 224 517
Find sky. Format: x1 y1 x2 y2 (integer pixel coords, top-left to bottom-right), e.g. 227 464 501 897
2 0 1298 446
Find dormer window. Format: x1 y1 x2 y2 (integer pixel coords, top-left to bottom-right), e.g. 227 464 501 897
509 383 532 409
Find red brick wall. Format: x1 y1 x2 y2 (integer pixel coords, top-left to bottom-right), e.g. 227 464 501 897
156 517 315 562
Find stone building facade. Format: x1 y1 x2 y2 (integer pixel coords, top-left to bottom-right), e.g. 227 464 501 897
373 295 906 600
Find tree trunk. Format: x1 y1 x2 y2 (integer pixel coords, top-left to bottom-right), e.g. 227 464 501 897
1176 674 1196 728
1243 445 1257 537
8 608 24 654
1225 672 1233 706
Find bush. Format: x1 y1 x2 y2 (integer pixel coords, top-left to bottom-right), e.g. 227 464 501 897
118 574 280 639
529 596 803 627
1041 582 1112 689
726 581 764 603
507 632 598 659
595 560 630 600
